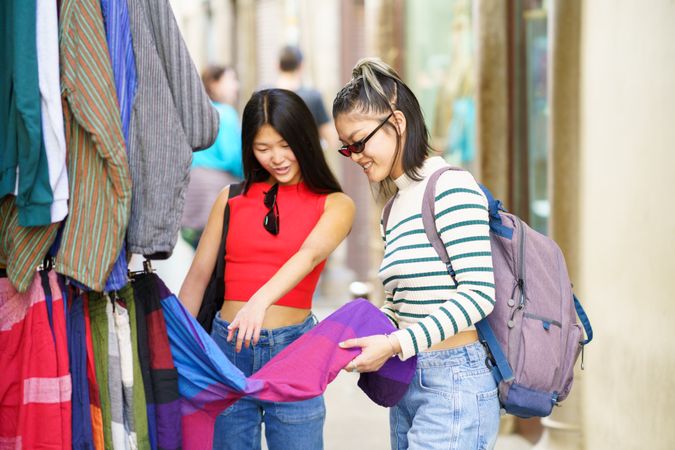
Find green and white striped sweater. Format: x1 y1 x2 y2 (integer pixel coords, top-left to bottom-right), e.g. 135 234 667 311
380 156 495 360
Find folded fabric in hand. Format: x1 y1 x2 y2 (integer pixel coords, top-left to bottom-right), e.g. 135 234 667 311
158 279 416 450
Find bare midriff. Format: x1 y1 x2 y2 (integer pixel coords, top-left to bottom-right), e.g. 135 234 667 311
220 300 311 329
426 330 479 352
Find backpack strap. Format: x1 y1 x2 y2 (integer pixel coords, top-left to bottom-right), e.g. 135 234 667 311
421 166 515 384
574 294 593 345
197 182 244 332
381 194 396 234
215 182 244 282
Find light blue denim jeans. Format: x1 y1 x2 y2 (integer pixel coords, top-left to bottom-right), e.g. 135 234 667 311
210 312 325 450
390 341 500 450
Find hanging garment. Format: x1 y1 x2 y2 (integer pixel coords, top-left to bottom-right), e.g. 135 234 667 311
89 286 151 450
56 0 132 291
0 196 59 292
67 287 95 450
157 276 416 450
0 270 72 449
0 0 54 227
99 0 137 291
132 273 182 450
36 0 69 223
56 0 131 291
88 292 115 448
84 295 106 450
124 0 218 258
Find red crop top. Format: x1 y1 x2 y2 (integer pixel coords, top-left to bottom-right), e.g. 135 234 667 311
224 181 328 309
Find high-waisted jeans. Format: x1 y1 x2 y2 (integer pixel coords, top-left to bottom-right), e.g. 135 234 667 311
390 341 500 450
211 312 325 450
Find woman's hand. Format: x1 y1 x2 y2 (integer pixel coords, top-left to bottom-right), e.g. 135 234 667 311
339 334 401 373
227 298 268 352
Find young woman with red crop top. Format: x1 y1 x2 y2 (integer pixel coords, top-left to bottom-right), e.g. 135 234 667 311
179 89 355 450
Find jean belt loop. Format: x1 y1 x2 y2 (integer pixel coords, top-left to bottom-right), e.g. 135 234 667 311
267 328 275 347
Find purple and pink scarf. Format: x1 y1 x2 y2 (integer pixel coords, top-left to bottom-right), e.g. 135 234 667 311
158 281 416 450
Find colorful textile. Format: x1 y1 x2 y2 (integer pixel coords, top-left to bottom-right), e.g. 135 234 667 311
0 270 72 448
84 295 106 450
133 288 158 450
132 274 182 450
125 287 152 450
100 0 137 291
0 196 59 293
67 288 95 449
88 293 114 449
57 0 132 291
159 277 416 450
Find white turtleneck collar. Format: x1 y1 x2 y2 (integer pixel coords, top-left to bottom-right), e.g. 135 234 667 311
393 156 448 191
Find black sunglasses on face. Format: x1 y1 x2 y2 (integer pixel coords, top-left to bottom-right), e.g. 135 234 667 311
337 112 394 157
263 183 280 235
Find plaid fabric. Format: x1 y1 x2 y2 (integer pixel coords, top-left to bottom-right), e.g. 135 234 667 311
132 273 182 450
0 270 72 448
115 285 150 450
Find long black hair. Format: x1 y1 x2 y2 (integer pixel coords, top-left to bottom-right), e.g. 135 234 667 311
241 89 342 194
332 58 432 198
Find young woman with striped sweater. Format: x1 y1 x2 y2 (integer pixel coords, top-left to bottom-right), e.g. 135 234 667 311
334 58 500 449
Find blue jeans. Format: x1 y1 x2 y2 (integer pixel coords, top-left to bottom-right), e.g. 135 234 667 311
390 341 500 450
210 312 325 450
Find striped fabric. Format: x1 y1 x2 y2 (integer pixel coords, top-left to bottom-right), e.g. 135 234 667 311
0 196 59 292
380 157 496 360
100 0 137 291
56 0 132 291
125 0 218 258
0 270 72 449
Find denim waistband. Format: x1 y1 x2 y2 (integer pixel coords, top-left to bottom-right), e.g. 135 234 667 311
213 311 317 346
415 341 488 369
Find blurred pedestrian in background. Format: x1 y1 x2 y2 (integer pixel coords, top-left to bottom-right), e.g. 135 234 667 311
181 65 244 249
275 45 339 151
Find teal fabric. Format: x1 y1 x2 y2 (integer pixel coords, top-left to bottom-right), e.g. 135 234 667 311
0 0 54 227
191 102 243 178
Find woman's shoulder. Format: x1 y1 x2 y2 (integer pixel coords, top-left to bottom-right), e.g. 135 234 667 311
433 168 486 204
324 191 355 209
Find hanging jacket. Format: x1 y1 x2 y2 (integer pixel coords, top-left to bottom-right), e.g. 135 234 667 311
56 0 132 291
125 0 219 259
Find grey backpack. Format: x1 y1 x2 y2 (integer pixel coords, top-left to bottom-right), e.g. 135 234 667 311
382 166 593 417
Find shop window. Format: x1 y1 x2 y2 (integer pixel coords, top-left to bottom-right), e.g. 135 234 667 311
511 0 550 234
404 0 477 172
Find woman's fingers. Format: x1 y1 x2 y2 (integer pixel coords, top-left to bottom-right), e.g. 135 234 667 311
252 325 261 346
226 319 239 342
338 337 361 349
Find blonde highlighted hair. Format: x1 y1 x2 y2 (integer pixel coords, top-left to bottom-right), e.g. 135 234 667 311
333 57 432 198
